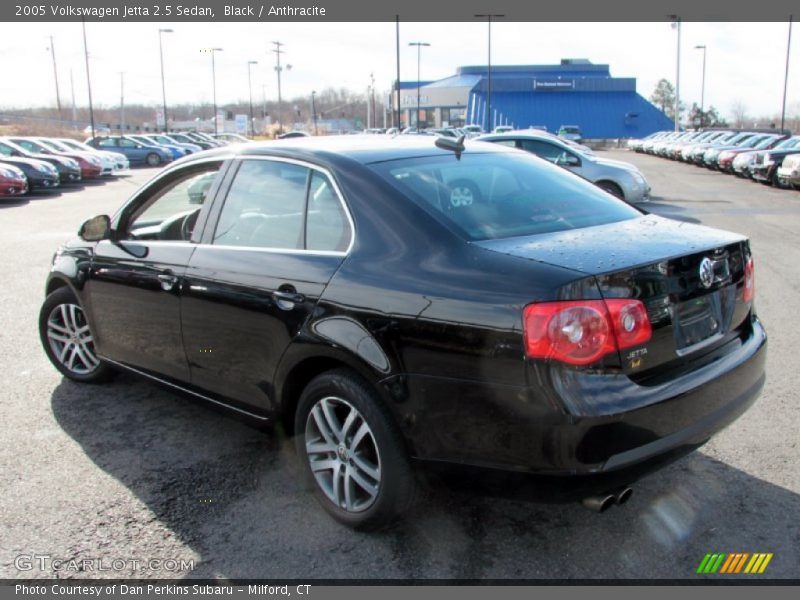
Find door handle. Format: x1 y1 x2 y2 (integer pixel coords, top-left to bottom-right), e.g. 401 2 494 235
273 289 305 310
157 272 179 291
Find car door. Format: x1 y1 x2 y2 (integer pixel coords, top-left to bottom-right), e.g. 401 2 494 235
117 137 146 163
181 157 353 411
85 159 227 383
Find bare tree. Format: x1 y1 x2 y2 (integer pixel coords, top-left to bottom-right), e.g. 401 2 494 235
730 100 748 128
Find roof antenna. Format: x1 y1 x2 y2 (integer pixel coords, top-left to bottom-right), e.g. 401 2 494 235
435 134 466 159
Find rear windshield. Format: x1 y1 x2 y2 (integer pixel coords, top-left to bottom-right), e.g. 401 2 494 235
369 152 640 241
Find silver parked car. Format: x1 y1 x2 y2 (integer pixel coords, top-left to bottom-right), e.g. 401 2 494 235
478 130 651 203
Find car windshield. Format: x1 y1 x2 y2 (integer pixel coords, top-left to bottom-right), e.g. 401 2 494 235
754 136 778 149
370 152 640 242
36 139 63 151
775 137 800 150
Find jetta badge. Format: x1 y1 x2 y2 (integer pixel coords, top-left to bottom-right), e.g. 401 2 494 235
699 257 715 288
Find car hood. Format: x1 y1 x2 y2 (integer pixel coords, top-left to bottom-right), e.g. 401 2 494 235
473 215 744 276
0 156 55 169
588 156 641 175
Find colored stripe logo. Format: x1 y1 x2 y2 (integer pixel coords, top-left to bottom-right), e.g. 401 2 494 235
697 553 773 574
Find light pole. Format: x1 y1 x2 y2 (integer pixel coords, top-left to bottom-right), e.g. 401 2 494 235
408 42 430 130
202 48 223 135
158 28 173 132
476 14 504 132
271 41 292 135
247 60 258 137
311 90 318 135
669 15 682 131
395 15 401 129
695 45 706 128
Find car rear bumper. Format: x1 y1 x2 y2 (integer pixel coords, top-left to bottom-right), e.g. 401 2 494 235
396 317 766 481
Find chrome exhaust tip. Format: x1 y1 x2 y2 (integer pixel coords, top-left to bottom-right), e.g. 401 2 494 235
581 494 615 513
614 487 633 505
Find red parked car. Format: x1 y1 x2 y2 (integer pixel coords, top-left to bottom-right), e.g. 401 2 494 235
0 163 28 197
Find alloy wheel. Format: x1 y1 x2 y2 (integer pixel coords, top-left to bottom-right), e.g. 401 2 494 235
46 303 100 376
304 396 382 513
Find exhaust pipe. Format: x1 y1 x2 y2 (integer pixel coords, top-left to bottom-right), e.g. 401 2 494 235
581 493 615 513
613 487 633 505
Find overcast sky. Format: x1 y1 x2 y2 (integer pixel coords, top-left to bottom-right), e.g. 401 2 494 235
0 21 796 120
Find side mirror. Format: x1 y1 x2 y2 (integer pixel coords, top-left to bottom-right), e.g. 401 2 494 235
565 154 581 167
79 215 111 242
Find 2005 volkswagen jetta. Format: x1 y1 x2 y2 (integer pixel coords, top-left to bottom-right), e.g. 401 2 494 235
39 137 766 529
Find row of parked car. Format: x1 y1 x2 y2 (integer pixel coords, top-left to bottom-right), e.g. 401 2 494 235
627 129 800 190
0 131 250 199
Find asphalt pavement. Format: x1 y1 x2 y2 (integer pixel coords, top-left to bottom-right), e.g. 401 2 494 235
1 152 798 580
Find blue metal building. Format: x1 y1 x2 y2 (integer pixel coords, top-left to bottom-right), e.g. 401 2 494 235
395 59 674 138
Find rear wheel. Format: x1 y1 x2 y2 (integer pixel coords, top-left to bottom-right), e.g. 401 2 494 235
39 287 113 383
294 368 416 530
145 153 161 167
596 180 624 199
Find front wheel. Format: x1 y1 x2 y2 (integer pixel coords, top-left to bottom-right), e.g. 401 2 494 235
145 153 161 167
39 287 113 383
596 180 624 199
294 369 416 530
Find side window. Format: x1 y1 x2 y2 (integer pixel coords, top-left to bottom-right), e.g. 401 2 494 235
97 138 116 148
123 162 223 241
119 138 138 148
213 160 309 249
519 140 562 162
492 139 517 148
306 171 351 252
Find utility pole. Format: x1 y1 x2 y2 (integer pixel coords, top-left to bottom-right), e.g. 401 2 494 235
81 20 95 139
395 15 401 129
48 36 62 117
780 16 793 132
311 90 318 135
69 68 77 126
201 48 223 135
695 45 707 128
272 41 291 135
475 14 504 132
120 72 125 131
158 28 173 132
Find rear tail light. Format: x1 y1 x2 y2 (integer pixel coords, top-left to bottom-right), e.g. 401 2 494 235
523 299 652 366
743 257 755 303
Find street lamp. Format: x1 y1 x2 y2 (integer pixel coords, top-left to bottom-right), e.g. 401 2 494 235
201 47 223 135
694 45 706 128
408 42 430 130
46 36 62 117
475 13 504 132
669 15 682 131
311 90 318 135
158 28 173 132
81 21 95 140
271 41 292 135
247 60 258 137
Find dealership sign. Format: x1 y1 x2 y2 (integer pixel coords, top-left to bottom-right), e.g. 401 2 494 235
533 80 575 91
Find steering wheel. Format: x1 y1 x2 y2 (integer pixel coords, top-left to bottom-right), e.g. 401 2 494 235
180 209 201 240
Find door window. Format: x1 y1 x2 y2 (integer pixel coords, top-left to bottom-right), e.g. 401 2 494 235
119 138 139 148
122 162 224 241
97 138 118 148
213 160 310 250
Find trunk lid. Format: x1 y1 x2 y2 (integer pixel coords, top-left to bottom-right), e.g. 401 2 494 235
476 215 753 376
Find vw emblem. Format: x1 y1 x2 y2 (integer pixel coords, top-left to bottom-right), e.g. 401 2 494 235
699 257 715 288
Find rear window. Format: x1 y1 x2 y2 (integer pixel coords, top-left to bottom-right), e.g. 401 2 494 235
369 152 640 241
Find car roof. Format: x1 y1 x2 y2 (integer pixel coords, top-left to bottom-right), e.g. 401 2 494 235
178 135 515 165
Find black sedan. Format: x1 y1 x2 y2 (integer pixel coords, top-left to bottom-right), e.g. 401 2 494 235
0 149 60 191
0 138 81 184
39 137 766 529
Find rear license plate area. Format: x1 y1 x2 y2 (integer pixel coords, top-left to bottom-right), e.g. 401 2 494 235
673 293 723 350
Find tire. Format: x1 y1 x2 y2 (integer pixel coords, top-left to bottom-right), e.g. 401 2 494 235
39 287 113 383
596 180 624 199
145 153 161 167
294 368 416 530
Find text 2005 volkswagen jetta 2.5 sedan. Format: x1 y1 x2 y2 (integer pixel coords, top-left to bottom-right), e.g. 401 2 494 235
39 137 766 529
